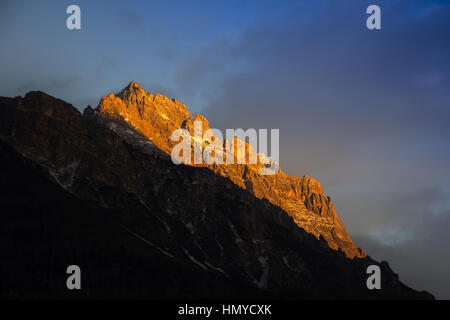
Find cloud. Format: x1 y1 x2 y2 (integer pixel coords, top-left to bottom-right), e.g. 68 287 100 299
14 75 80 96
353 199 450 299
95 56 118 82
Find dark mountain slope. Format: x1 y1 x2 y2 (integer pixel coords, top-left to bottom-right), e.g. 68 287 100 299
0 141 267 299
0 91 433 299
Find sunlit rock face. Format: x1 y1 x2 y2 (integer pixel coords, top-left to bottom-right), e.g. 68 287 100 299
93 82 364 258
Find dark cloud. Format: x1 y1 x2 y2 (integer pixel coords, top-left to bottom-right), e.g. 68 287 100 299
354 198 450 299
13 75 80 97
95 56 119 82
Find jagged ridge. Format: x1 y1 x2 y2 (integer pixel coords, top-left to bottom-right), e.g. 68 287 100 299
0 90 432 299
92 82 364 258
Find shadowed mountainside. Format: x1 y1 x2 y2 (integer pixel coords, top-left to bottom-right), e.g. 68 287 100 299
0 90 433 299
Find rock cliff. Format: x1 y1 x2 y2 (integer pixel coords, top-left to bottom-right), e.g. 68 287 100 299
92 82 363 258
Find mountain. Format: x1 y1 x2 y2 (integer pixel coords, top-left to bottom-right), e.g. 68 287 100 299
0 88 433 299
91 81 363 258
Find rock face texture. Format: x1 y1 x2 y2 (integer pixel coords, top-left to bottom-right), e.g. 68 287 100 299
92 82 363 258
0 90 432 299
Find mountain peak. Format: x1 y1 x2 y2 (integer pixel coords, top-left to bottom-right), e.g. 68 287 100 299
93 83 192 154
117 81 147 102
127 81 141 89
120 81 143 95
92 83 365 258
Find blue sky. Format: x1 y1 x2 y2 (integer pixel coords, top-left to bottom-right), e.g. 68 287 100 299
1 0 278 109
1 0 450 298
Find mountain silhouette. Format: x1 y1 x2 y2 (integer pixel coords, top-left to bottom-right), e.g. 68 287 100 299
0 88 433 299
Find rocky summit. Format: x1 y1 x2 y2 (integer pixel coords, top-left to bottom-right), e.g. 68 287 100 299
92 81 363 258
0 87 433 299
